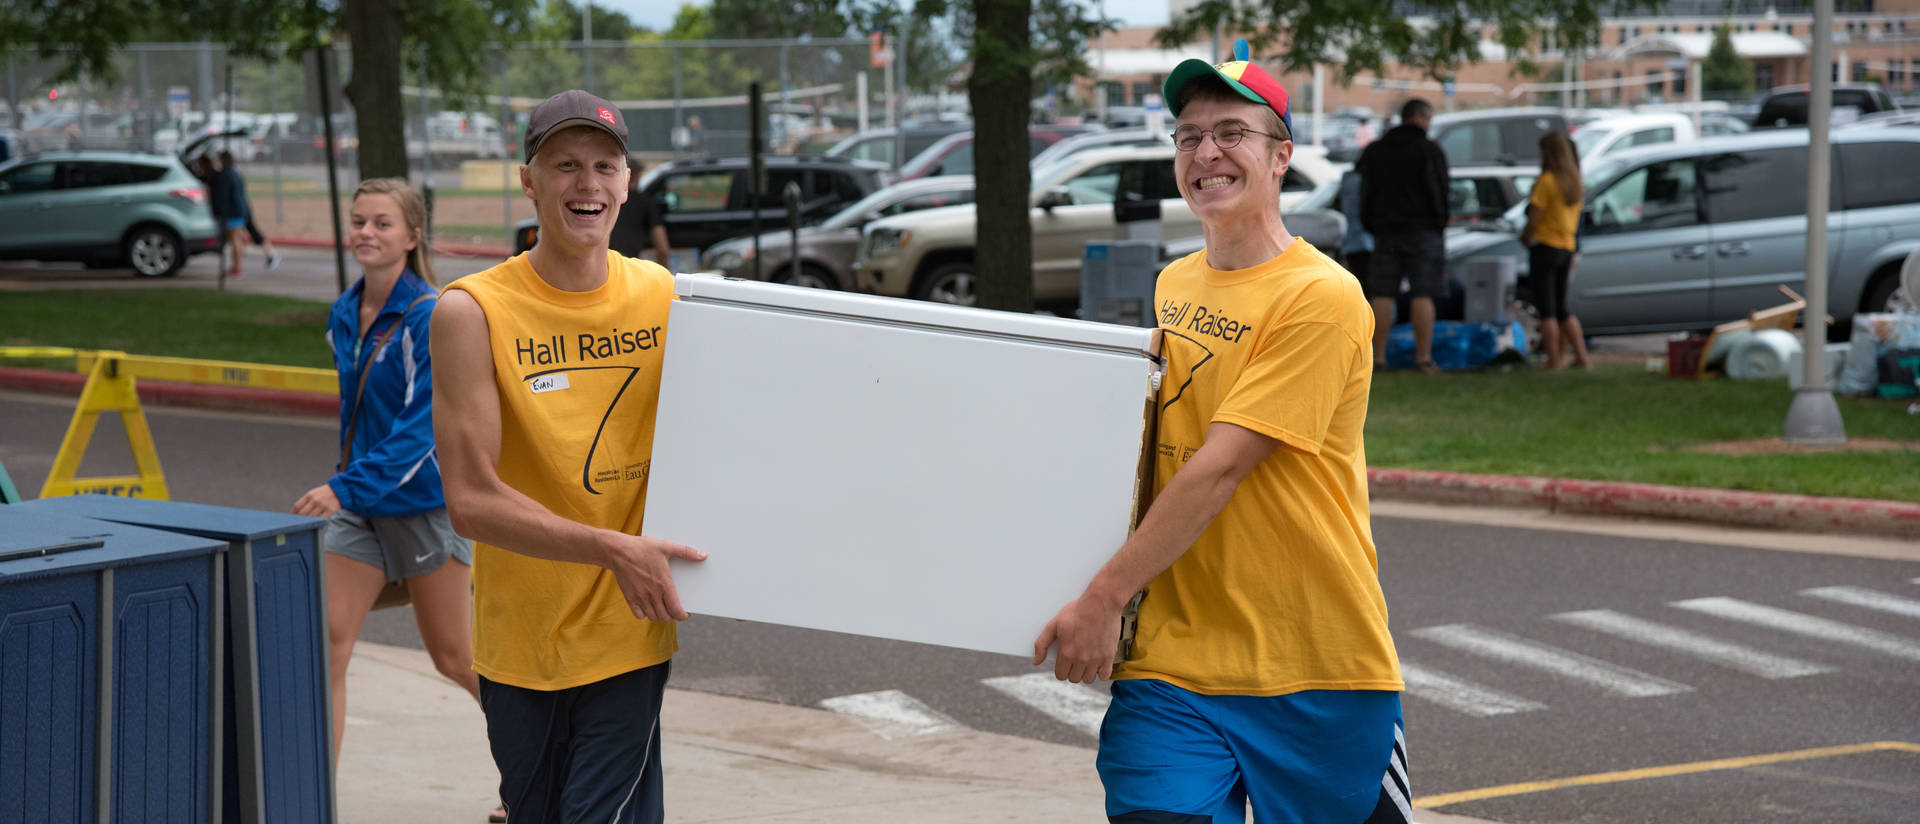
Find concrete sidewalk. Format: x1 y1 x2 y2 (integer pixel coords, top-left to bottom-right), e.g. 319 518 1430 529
340 642 1496 824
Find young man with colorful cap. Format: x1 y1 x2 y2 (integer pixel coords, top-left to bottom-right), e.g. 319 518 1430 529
431 89 707 823
1034 42 1407 824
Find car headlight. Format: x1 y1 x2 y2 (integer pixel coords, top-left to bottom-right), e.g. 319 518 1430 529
866 227 910 257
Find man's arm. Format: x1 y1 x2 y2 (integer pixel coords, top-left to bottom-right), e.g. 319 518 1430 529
431 289 706 622
1032 421 1278 684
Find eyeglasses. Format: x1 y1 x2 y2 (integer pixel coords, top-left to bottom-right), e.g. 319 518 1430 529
1171 123 1287 152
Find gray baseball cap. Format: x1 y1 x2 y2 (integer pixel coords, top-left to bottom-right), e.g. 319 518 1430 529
524 89 628 162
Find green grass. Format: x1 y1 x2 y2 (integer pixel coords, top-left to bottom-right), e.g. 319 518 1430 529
1365 363 1920 502
431 223 515 242
0 290 334 370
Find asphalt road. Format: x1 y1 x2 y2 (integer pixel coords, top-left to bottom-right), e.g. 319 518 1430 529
3 391 1917 823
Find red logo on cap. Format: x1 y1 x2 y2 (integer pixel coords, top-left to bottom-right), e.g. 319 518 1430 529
597 107 615 125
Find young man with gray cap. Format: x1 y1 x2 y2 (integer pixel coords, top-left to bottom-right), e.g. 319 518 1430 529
1033 41 1407 824
431 89 707 823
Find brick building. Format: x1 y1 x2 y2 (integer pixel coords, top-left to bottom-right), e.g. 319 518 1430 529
1083 0 1920 117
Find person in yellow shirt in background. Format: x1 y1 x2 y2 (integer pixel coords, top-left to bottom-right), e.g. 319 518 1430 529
431 90 707 824
1034 40 1407 824
1522 131 1592 370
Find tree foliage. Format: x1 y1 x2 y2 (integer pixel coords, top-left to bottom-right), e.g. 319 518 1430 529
1 0 539 180
1701 22 1754 97
1155 0 1666 81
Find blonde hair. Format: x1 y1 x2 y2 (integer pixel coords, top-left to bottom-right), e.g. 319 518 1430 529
351 178 438 287
1538 131 1583 206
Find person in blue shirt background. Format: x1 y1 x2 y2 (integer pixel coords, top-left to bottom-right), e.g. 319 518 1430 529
291 178 483 804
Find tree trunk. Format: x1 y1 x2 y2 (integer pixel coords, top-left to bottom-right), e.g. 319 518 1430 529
343 0 407 181
969 0 1034 314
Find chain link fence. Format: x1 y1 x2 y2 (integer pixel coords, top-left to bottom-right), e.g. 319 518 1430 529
2 38 903 247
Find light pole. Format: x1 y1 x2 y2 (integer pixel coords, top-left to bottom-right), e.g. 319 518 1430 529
1784 0 1846 445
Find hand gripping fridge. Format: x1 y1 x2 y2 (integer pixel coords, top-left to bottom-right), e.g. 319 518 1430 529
646 275 1160 658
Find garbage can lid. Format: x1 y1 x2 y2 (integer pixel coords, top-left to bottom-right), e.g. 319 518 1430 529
16 495 325 542
0 508 223 579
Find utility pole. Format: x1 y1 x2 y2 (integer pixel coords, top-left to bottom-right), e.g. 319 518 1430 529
1785 0 1845 445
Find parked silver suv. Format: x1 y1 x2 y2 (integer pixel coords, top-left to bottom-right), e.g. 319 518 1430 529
0 150 221 277
1445 126 1920 334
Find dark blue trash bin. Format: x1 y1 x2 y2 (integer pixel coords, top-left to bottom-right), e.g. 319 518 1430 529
15 497 332 824
0 508 225 824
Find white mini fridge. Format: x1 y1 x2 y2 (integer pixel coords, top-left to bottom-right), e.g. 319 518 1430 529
646 275 1162 657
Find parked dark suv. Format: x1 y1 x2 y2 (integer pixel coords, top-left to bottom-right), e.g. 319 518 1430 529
1752 83 1900 129
1429 107 1569 166
513 154 889 255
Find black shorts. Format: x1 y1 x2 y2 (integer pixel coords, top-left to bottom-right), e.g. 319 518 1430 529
480 661 671 824
1368 231 1446 300
1529 244 1576 321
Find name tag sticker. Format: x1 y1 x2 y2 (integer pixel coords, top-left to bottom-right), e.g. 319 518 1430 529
530 373 570 394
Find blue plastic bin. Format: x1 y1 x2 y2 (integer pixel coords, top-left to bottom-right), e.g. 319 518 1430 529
15 497 332 824
0 507 225 824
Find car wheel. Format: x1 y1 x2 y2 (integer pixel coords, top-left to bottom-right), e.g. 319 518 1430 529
125 226 185 278
775 263 839 291
1860 263 1902 315
912 262 977 306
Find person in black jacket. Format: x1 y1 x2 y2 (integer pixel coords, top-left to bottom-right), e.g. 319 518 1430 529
1356 98 1450 373
608 156 671 265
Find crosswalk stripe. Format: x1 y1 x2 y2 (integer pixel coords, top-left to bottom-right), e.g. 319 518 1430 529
1551 609 1832 679
1411 624 1691 697
981 673 1110 737
1801 586 1920 620
1399 661 1546 716
1672 597 1920 661
818 689 960 739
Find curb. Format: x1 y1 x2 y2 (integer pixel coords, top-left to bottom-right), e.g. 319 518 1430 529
0 365 338 417
270 235 510 259
1368 467 1920 541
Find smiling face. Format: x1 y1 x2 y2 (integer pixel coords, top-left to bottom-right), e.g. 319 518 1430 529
348 192 418 272
520 126 630 255
1173 96 1293 225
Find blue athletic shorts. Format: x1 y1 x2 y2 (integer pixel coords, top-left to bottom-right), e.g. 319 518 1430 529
223 217 246 231
1097 680 1409 824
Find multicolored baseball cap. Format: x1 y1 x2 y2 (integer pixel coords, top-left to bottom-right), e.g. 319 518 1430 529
524 89 628 162
1163 39 1293 137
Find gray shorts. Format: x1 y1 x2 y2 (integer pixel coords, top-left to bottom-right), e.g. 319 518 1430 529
323 507 473 584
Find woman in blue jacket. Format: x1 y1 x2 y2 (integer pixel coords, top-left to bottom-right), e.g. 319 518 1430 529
291 178 480 774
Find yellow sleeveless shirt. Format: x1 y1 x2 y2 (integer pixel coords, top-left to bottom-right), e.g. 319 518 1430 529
442 251 677 690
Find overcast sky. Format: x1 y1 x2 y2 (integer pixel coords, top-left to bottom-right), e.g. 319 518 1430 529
597 0 1172 35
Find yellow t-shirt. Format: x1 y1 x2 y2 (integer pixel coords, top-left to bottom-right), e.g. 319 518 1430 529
1114 239 1403 696
1529 172 1583 252
442 251 677 691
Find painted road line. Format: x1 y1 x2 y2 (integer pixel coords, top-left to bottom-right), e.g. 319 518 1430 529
1411 624 1690 698
1551 609 1833 679
1801 585 1920 620
982 673 1111 737
1416 741 1920 809
818 689 960 740
1399 660 1546 717
1672 597 1920 661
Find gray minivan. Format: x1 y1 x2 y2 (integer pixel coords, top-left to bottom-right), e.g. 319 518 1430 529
1446 126 1920 334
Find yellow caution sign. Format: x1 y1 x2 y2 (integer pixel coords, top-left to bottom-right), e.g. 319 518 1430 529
40 351 171 500
1 347 338 501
